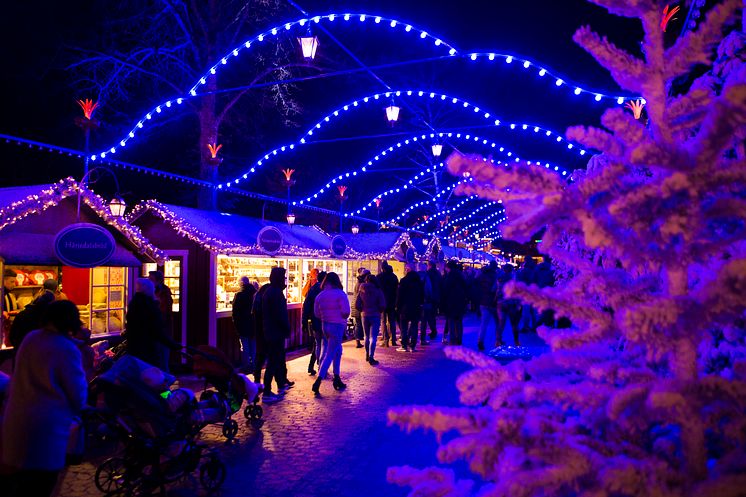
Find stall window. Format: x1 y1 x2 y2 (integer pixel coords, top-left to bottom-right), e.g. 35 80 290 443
89 267 126 335
217 256 288 311
346 260 378 293
143 260 181 312
302 259 348 293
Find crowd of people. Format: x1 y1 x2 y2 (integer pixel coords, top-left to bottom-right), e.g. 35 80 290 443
231 256 555 399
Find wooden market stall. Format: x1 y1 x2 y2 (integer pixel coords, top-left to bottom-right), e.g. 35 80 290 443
128 201 355 362
339 231 415 287
0 178 165 358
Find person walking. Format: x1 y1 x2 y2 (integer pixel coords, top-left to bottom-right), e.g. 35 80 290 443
426 262 442 340
149 270 174 372
232 276 257 374
417 263 436 346
476 262 500 351
2 300 87 497
442 260 468 345
302 270 326 375
396 264 423 352
377 261 399 347
311 272 350 395
125 278 174 370
498 264 522 345
351 267 368 349
252 283 269 385
260 267 294 402
355 273 386 365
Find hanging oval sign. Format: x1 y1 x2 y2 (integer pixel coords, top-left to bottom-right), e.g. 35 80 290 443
331 235 347 257
257 226 283 255
54 223 116 268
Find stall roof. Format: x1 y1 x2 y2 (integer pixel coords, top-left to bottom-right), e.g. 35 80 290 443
128 201 361 258
338 232 412 260
0 178 165 265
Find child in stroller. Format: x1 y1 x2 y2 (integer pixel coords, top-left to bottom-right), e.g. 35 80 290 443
190 345 263 440
89 355 226 496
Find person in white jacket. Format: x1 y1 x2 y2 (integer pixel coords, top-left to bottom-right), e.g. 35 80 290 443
311 272 350 394
2 300 88 497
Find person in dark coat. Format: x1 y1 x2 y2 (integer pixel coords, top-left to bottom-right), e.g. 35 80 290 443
8 290 55 350
442 260 468 345
355 273 386 365
396 264 424 352
377 261 399 347
232 276 257 373
259 267 293 402
125 278 175 370
535 255 556 327
477 262 500 351
149 270 174 372
351 268 369 349
517 258 538 333
252 283 269 385
302 271 326 375
497 264 522 345
425 262 442 340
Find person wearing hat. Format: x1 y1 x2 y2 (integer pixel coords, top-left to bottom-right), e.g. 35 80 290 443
148 270 174 372
2 300 88 497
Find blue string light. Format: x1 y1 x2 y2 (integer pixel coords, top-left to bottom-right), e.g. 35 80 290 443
223 90 585 189
88 12 627 164
433 201 503 236
385 178 472 226
449 210 506 240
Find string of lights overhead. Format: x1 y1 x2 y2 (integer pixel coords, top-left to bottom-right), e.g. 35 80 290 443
385 178 472 226
433 202 503 237
448 210 507 240
87 12 632 162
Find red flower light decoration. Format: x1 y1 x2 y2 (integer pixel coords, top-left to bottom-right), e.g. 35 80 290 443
207 143 223 159
282 168 296 182
77 99 99 120
625 99 645 120
661 4 680 32
337 185 347 199
374 197 382 208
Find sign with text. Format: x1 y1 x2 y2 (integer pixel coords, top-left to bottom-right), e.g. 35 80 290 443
54 223 116 268
331 235 347 257
257 226 283 255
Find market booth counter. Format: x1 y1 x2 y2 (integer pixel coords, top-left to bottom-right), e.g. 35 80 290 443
339 231 415 287
128 201 355 364
0 178 165 359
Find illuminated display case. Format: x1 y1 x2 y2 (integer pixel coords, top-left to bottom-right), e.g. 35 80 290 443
216 255 297 311
346 260 378 295
143 260 182 312
302 259 348 293
89 267 126 335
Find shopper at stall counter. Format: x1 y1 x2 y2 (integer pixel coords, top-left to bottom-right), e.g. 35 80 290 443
125 278 176 370
377 261 399 347
302 271 327 375
149 270 174 372
2 269 19 347
260 267 294 402
312 272 350 395
2 300 87 497
232 276 257 374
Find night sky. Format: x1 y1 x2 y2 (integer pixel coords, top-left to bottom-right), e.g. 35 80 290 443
0 0 644 232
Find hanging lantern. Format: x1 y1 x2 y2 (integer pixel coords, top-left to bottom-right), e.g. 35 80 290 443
351 224 360 235
385 101 400 124
287 212 296 225
298 32 320 60
109 196 126 217
431 143 443 157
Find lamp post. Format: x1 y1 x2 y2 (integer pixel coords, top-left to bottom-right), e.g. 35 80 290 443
282 168 296 226
374 197 382 229
286 212 296 225
385 100 400 125
77 166 124 221
351 224 359 235
298 30 319 60
74 99 100 181
337 185 347 232
431 143 443 157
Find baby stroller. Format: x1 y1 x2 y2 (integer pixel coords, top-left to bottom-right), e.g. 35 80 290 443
191 345 263 441
89 355 226 496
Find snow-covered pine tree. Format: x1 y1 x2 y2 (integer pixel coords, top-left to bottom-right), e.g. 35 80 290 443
387 1 746 496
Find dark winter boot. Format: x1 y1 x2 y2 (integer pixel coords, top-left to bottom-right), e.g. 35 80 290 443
332 375 347 391
311 378 322 395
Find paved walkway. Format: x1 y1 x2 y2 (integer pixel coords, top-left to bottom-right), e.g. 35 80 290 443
58 314 545 497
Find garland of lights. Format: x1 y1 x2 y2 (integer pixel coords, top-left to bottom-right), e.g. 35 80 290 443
225 90 587 189
126 200 377 260
300 130 572 208
89 12 636 160
385 178 472 226
448 210 507 240
432 201 503 236
0 177 166 263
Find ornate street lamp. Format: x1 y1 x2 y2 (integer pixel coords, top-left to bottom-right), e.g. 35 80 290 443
287 212 296 225
385 100 400 124
351 224 360 235
431 143 443 157
298 31 319 60
109 196 127 217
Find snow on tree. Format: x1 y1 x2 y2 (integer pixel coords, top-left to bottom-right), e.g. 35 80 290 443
387 1 746 496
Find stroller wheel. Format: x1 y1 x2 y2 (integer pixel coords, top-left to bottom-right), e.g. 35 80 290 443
222 419 239 440
95 457 127 494
252 404 263 420
243 405 252 419
199 456 226 492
